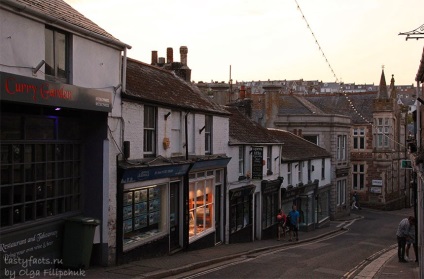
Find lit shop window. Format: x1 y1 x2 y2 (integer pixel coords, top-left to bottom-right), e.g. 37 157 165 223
189 173 214 238
123 184 166 249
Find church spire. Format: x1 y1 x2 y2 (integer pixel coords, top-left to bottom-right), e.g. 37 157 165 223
377 67 388 99
389 74 396 99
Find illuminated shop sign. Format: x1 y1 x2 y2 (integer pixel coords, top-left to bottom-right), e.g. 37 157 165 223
0 72 112 112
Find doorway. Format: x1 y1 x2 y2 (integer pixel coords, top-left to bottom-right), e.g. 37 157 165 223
169 182 180 251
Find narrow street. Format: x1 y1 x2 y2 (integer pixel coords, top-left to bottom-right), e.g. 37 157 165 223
167 208 414 279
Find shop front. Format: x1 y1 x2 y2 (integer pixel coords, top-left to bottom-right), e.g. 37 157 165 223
261 178 282 240
187 157 230 251
228 185 256 243
116 162 190 263
0 71 112 274
282 180 319 231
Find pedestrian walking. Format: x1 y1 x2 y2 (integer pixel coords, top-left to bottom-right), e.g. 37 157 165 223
351 194 358 210
276 209 287 241
288 204 300 241
352 191 361 210
396 216 415 263
405 223 418 262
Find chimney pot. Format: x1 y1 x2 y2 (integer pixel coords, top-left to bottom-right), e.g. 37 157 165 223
158 57 165 65
151 51 158 65
167 47 173 63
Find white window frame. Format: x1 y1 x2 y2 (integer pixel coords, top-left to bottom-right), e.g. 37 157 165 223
205 115 212 155
298 161 303 183
143 105 156 157
238 146 245 176
337 135 347 161
267 146 272 174
336 179 346 205
375 118 390 148
287 163 292 185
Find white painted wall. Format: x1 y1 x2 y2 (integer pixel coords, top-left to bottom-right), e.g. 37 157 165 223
0 10 44 77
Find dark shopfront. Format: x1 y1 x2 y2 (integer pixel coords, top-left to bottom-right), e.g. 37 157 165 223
281 180 319 231
0 72 112 273
229 185 256 243
261 178 282 240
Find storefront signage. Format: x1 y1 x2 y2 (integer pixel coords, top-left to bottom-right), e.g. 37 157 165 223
0 72 112 112
120 164 190 183
370 186 382 194
0 222 63 276
336 167 349 177
401 160 412 169
251 147 263 180
372 179 383 186
190 157 231 171
261 179 282 194
229 185 256 200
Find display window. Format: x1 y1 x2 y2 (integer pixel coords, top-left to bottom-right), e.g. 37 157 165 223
123 184 167 250
189 172 214 239
1 113 81 228
262 192 278 229
230 195 252 233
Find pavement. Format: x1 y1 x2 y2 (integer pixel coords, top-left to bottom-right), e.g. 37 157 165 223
72 209 419 279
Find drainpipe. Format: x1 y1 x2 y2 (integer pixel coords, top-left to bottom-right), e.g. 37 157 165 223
122 48 127 93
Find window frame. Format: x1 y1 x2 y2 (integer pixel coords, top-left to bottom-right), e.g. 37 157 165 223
336 179 346 206
143 105 157 157
204 115 212 155
238 146 245 176
45 26 69 83
353 128 365 150
352 164 365 190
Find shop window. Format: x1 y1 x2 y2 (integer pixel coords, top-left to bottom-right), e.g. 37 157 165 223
317 191 329 222
0 114 81 228
45 27 69 83
189 174 214 239
230 195 252 233
143 106 157 157
123 184 166 249
262 192 278 229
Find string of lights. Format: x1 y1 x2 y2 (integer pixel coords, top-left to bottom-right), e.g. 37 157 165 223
293 0 407 150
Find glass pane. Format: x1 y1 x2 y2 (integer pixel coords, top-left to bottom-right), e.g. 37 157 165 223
25 184 35 202
1 208 11 227
46 181 54 198
36 201 45 218
46 200 55 216
35 144 45 162
35 163 45 180
0 115 22 140
26 118 55 140
13 205 23 224
1 145 11 164
12 145 23 163
25 203 35 221
13 165 24 183
1 166 11 185
56 31 66 79
13 185 24 203
45 28 55 76
36 183 45 200
1 186 12 205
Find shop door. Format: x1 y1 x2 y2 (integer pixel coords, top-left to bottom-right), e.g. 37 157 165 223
215 185 221 244
169 182 180 251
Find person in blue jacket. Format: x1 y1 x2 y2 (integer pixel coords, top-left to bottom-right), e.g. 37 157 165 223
288 204 300 241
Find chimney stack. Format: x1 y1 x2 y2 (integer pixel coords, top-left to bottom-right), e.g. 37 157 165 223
180 46 188 66
239 85 246 100
167 47 173 63
151 50 158 65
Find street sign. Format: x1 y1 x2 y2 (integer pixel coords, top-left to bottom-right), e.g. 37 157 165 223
401 160 412 169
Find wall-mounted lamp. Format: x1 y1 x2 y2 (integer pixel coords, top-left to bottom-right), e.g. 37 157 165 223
164 112 171 120
199 125 206 134
32 60 45 75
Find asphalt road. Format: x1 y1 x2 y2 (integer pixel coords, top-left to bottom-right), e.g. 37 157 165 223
169 208 410 279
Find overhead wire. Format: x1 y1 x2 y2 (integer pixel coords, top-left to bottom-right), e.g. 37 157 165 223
293 0 407 150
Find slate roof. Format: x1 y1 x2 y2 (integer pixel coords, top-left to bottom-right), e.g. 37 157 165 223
267 128 330 161
5 0 125 47
306 93 376 124
124 58 230 115
277 93 376 124
226 106 280 145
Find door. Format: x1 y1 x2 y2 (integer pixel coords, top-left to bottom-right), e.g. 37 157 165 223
169 182 180 251
215 185 221 244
